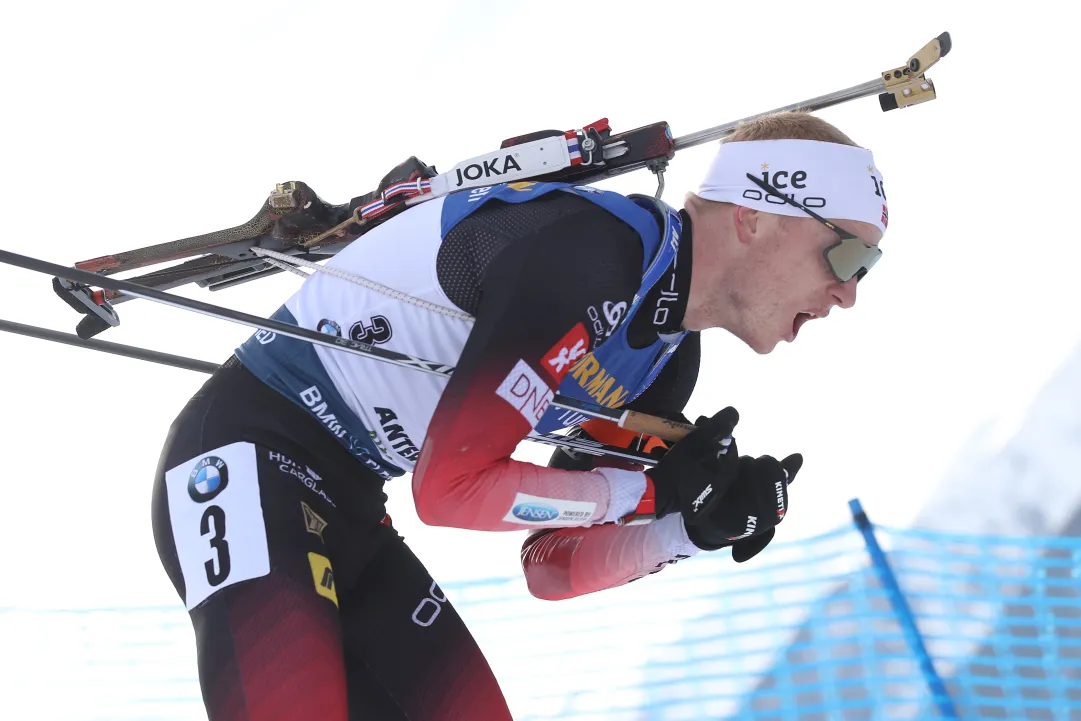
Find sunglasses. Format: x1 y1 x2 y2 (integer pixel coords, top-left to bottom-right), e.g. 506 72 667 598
744 173 882 283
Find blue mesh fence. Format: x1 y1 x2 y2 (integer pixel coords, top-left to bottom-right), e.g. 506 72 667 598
1 506 1078 720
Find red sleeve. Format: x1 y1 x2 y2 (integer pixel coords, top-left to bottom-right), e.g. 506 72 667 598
411 197 651 531
519 329 704 599
518 417 697 599
520 515 698 600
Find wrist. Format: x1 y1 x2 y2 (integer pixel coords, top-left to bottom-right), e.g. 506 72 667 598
593 467 649 525
682 513 736 552
616 473 657 526
660 513 702 559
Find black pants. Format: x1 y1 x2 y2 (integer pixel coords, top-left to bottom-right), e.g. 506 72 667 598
151 358 513 720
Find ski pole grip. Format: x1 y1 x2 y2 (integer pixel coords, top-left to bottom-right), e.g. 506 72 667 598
617 411 696 443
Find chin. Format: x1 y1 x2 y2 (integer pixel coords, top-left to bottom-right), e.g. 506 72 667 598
732 328 780 355
752 338 780 355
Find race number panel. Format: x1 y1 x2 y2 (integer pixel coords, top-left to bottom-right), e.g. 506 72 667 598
164 441 270 610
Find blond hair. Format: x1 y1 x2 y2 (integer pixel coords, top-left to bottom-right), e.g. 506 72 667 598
722 110 858 146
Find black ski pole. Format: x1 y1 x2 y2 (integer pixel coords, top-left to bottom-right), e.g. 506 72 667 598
0 248 695 452
0 316 661 464
0 317 219 374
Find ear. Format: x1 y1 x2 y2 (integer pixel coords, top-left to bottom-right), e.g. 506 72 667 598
733 206 761 245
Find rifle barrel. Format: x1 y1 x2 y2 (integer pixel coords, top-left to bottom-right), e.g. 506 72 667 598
672 78 887 151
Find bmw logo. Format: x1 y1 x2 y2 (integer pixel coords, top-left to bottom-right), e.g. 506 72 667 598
317 319 342 337
188 456 229 502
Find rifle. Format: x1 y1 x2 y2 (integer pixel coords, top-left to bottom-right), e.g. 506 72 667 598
49 32 951 340
0 32 952 463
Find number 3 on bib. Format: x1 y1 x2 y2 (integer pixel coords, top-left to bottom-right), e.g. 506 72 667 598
200 505 231 586
164 441 270 610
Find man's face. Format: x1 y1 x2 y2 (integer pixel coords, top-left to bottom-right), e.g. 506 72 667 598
724 211 884 354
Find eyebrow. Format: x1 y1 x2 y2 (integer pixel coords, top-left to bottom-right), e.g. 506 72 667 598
829 221 880 247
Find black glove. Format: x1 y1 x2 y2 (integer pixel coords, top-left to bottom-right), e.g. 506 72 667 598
687 452 803 562
645 407 740 527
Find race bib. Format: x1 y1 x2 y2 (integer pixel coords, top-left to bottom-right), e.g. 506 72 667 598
164 441 270 610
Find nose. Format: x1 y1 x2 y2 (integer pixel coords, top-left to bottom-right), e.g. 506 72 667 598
832 277 858 309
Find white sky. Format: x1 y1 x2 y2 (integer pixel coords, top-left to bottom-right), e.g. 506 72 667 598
1 1 1078 610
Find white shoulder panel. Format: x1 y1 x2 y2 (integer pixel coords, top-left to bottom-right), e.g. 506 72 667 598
285 197 474 471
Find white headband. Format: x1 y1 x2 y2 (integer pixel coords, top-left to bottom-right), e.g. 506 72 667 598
696 139 889 235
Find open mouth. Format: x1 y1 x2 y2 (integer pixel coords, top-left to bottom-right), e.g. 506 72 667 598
791 310 825 339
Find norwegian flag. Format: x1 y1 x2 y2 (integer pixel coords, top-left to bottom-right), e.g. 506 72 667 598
565 130 582 165
881 204 889 228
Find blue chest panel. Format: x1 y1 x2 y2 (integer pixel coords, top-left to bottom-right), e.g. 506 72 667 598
443 181 688 434
538 194 686 433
